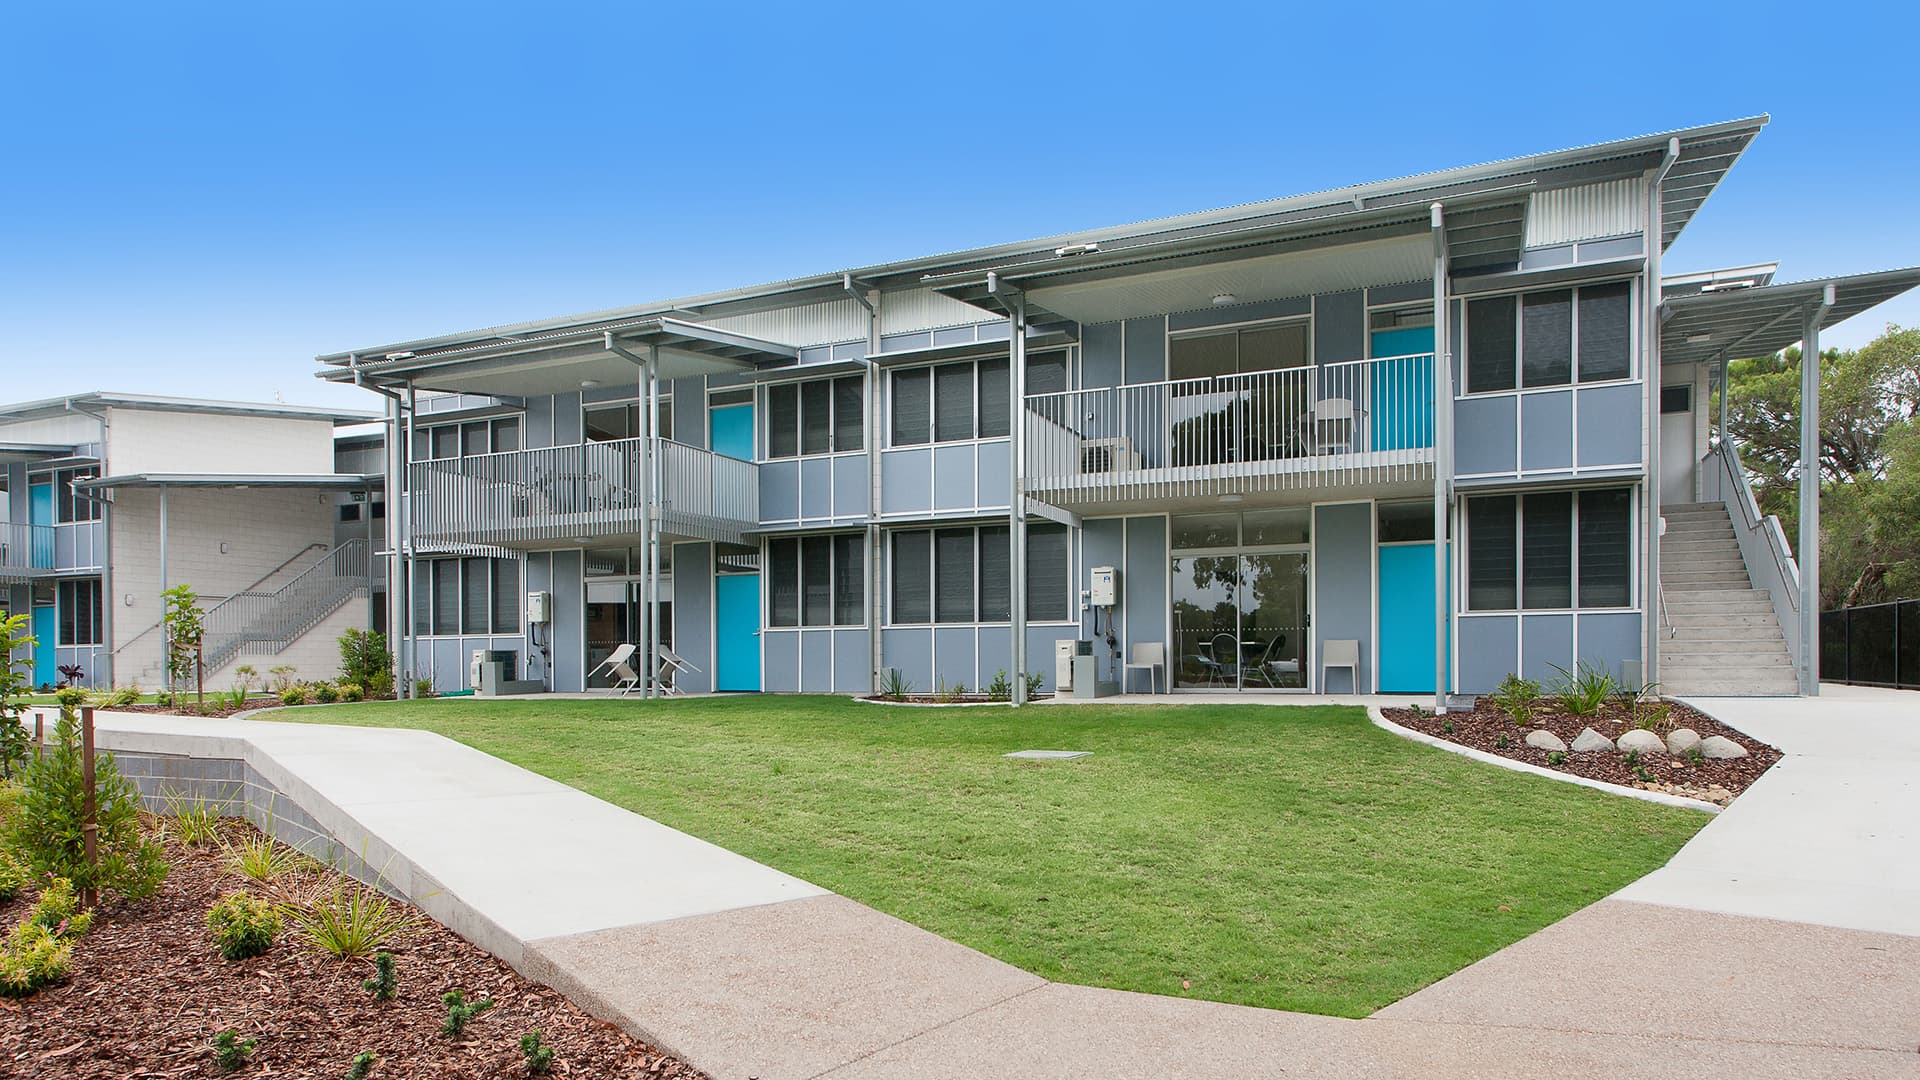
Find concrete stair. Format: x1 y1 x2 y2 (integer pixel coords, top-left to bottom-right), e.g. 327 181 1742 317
1657 502 1800 696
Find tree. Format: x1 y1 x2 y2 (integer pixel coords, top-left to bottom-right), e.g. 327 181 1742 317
8 702 166 906
162 584 206 705
0 613 33 780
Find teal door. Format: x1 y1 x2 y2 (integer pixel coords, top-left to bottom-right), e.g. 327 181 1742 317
31 605 56 688
714 573 761 691
1378 542 1451 693
1369 326 1436 452
710 404 754 461
28 482 53 567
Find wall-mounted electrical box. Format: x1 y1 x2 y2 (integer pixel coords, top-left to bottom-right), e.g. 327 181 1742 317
526 591 552 624
1089 566 1118 607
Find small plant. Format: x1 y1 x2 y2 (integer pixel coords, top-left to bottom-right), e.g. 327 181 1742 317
162 785 224 847
877 668 912 701
1547 750 1567 766
225 665 260 709
11 704 167 904
985 669 1012 702
347 1051 376 1080
207 891 281 961
0 850 27 902
1409 702 1425 718
520 1030 556 1074
338 629 393 691
26 875 93 937
1627 683 1673 733
1549 660 1618 716
280 685 310 707
0 613 37 780
933 677 966 704
337 682 365 703
1687 745 1704 765
0 880 92 998
1494 733 1510 750
56 663 87 688
413 677 435 700
223 828 303 884
268 665 300 694
363 950 397 1000
312 682 339 704
1634 765 1657 783
1024 671 1045 699
280 877 418 959
106 683 141 707
212 1029 257 1073
1489 673 1541 726
1441 720 1453 733
442 989 495 1035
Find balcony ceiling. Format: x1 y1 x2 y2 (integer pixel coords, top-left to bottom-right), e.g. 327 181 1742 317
1661 266 1920 368
0 441 77 465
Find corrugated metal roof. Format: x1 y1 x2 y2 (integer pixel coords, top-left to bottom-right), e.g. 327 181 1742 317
0 392 377 424
1660 267 1920 368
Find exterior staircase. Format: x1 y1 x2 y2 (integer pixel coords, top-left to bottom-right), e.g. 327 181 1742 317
1658 502 1799 696
199 539 373 674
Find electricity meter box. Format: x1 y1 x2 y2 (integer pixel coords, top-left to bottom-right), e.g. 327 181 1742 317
1056 639 1093 691
469 649 516 689
1089 566 1118 607
526 590 552 624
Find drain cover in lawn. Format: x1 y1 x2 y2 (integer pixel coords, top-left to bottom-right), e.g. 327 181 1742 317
1004 749 1091 760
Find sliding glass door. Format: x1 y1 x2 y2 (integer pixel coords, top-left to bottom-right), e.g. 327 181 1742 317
1170 511 1310 691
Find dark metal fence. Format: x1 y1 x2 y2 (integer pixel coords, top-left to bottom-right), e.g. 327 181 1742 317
1821 599 1920 688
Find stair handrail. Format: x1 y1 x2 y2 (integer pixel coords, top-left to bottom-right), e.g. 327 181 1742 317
110 542 332 660
1702 436 1804 664
1710 438 1801 611
200 539 373 671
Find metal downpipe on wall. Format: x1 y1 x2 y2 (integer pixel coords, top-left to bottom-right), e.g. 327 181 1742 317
1643 138 1678 692
1430 202 1451 714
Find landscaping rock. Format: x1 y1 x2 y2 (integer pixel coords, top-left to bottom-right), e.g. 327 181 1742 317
1666 727 1703 757
1699 735 1750 759
1617 729 1667 756
1571 728 1615 753
1524 729 1568 753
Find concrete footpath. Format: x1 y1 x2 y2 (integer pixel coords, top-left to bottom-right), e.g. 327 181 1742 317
60 689 1920 1079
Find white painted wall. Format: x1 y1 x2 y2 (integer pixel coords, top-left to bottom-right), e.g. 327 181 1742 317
106 408 336 476
0 412 102 448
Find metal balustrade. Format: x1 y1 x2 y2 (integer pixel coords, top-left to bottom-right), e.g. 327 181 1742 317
0 522 59 582
409 437 759 551
1023 353 1437 507
201 539 373 672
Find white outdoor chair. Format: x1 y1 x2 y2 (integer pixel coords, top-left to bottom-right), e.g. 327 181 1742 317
1301 398 1362 454
588 643 641 696
654 645 702 695
1320 639 1360 694
1123 641 1166 695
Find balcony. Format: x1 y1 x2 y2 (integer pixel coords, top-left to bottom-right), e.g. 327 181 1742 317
0 522 58 583
409 437 759 552
1023 353 1435 510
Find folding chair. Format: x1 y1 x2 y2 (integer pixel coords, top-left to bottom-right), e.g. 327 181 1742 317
588 643 641 696
653 645 703 695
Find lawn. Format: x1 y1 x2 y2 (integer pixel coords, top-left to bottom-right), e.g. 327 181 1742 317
281 696 1705 1017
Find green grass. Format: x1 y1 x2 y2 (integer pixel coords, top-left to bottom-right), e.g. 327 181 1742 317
277 697 1704 1017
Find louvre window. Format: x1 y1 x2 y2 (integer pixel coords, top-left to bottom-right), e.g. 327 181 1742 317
1466 495 1518 610
461 557 491 634
934 364 974 442
1578 283 1632 381
833 534 865 625
833 377 865 452
414 557 522 635
802 535 833 625
890 369 930 445
769 534 864 627
977 358 1010 439
57 579 101 646
978 525 1011 621
891 530 932 622
1026 524 1071 622
766 375 862 459
431 559 460 635
1578 489 1633 607
890 354 1052 446
1521 291 1572 388
890 522 1070 624
418 416 524 460
935 528 976 622
1467 489 1633 611
1468 283 1633 393
1520 493 1572 608
768 384 801 459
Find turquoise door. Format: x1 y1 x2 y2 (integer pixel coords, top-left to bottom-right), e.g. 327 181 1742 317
31 605 56 688
710 404 754 461
1369 326 1436 452
714 573 761 691
28 482 53 567
1378 542 1451 693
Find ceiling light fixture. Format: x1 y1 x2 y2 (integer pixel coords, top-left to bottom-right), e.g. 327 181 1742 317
1212 293 1237 307
1219 494 1244 504
580 379 599 388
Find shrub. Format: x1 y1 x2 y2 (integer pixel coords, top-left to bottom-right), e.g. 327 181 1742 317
26 876 93 937
877 669 911 700
0 877 93 997
1547 750 1568 766
0 613 36 780
521 1031 555 1074
336 683 365 703
212 1029 257 1073
985 670 1011 702
1494 734 1510 750
347 1051 376 1080
1489 673 1541 726
442 989 494 1035
56 663 87 689
10 705 167 903
1550 660 1618 716
280 686 310 707
413 677 435 700
311 682 339 705
281 877 418 959
934 677 966 704
162 785 224 847
0 849 28 902
362 950 397 1000
364 669 395 700
105 684 141 708
1023 671 1045 699
338 630 393 692
223 826 304 884
207 892 281 961
268 665 300 694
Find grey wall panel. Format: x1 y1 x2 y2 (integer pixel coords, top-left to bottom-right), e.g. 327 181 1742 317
760 459 801 522
1455 395 1517 475
1313 290 1366 364
1368 281 1431 306
833 629 870 693
798 345 830 365
1457 615 1518 694
1312 502 1373 692
979 321 1011 341
976 626 1012 688
525 396 555 449
800 457 832 520
1081 322 1123 390
881 450 931 515
1520 613 1575 685
1521 391 1575 471
1577 612 1642 683
831 341 868 362
1079 518 1125 640
1027 627 1079 693
1577 384 1644 467
882 330 933 353
762 629 800 692
800 629 835 692
1167 295 1310 332
433 639 461 694
881 627 933 690
672 542 712 693
832 455 868 518
933 626 976 690
1123 316 1167 384
932 326 976 347
1578 235 1643 261
931 445 976 511
674 378 707 449
549 548 583 692
1519 244 1577 270
1125 515 1170 663
976 441 1010 508
552 392 583 446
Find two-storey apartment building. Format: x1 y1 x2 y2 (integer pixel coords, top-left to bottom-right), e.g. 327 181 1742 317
319 117 1918 703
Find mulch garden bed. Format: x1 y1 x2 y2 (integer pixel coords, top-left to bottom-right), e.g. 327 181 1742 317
106 698 286 719
1381 698 1781 805
0 825 705 1079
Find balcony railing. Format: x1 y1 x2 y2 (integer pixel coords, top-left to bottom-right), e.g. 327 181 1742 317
1023 353 1436 507
0 522 58 582
409 437 759 551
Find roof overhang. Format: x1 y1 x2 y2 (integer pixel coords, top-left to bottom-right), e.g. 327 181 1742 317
866 329 1080 368
0 392 375 425
77 473 382 491
326 317 800 397
0 441 79 466
1660 266 1920 368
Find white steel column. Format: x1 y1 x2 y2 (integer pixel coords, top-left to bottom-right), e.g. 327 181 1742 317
158 484 169 697
1008 291 1029 706
636 351 653 698
1429 203 1451 714
402 384 418 698
647 346 664 700
1798 285 1834 695
1643 140 1678 692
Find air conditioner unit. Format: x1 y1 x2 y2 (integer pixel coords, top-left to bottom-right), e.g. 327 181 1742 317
1081 437 1141 473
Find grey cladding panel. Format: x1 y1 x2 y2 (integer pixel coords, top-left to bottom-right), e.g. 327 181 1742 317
881 450 931 514
1079 518 1125 640
933 627 976 689
762 629 800 692
1125 515 1170 653
800 457 832 520
834 628 870 693
932 445 976 511
1520 613 1573 685
882 628 932 689
672 542 712 693
1454 395 1517 476
1577 612 1641 683
1313 290 1365 364
1456 615 1518 694
976 441 1009 508
832 455 868 518
1577 383 1643 467
760 459 801 522
1521 391 1574 471
1082 322 1122 390
1312 502 1373 692
1123 317 1167 384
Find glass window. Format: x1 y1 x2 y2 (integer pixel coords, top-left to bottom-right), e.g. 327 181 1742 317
892 530 932 623
460 558 490 634
1026 524 1071 622
412 561 431 636
430 425 460 459
1467 296 1518 393
1168 329 1238 382
492 416 521 453
1242 508 1310 546
1660 385 1692 414
431 559 459 635
833 534 865 625
977 358 1010 439
1171 513 1239 551
1578 489 1633 607
833 376 864 452
802 535 833 625
767 384 800 458
1578 283 1632 382
1521 493 1573 608
1377 502 1436 543
1028 351 1069 396
768 538 800 627
935 528 976 623
490 559 519 633
1467 495 1518 611
978 525 1011 622
58 579 101 646
934 364 975 442
1169 321 1309 381
891 370 930 446
57 468 101 523
461 421 489 458
802 381 833 456
1521 290 1573 388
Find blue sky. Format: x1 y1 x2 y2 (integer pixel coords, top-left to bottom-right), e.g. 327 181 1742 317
3 2 1914 410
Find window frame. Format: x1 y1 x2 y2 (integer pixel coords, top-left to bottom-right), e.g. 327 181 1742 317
886 522 1073 626
57 578 102 646
1462 279 1638 397
762 374 864 461
53 467 102 523
766 533 866 628
415 416 526 460
887 354 1064 448
413 555 522 636
1463 487 1637 613
1166 315 1314 382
